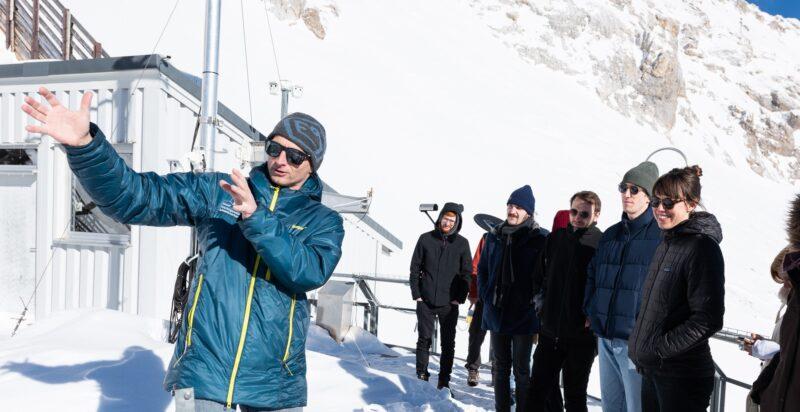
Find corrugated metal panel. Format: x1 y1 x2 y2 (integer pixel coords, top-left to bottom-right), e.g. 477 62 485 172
0 91 38 145
49 243 128 313
0 87 142 146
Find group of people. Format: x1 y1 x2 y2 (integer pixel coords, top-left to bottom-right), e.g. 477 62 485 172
408 159 798 412
18 87 800 412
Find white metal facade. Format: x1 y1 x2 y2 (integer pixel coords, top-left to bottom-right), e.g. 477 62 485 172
0 57 402 323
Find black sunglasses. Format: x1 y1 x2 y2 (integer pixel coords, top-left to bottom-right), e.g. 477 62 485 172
570 209 591 219
265 140 311 167
618 183 640 195
651 197 685 210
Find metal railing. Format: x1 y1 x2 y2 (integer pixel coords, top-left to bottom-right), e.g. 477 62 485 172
326 272 758 411
1 0 108 60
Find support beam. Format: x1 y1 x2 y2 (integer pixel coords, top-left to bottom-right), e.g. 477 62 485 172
31 0 39 58
6 0 15 52
61 8 71 60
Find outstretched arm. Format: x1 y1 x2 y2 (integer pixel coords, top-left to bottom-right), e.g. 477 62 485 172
23 87 219 226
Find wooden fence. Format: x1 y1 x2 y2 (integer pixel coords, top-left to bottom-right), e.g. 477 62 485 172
1 0 108 60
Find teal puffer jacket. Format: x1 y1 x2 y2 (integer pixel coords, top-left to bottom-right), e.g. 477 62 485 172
66 124 345 409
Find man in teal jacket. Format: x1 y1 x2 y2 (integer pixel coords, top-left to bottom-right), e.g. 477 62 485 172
22 87 344 411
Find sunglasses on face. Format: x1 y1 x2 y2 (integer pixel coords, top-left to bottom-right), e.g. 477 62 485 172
618 183 640 195
265 140 311 167
570 209 591 219
650 197 685 210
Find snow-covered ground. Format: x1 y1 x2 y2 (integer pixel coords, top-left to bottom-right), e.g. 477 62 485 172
1 309 599 411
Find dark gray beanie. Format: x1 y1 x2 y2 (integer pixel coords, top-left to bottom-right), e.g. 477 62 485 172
267 112 326 172
622 161 659 196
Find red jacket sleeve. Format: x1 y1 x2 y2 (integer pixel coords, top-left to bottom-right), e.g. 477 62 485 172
469 235 486 299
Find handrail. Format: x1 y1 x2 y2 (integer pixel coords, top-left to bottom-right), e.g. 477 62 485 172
329 272 757 411
1 0 108 60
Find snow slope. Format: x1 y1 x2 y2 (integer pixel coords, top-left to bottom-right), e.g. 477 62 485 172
58 0 798 333
0 309 519 411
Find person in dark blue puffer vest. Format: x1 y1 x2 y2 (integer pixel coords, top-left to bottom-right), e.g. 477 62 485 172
478 185 548 412
583 161 661 412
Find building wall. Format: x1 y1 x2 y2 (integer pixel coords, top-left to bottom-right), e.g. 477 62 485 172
0 172 36 315
0 67 401 324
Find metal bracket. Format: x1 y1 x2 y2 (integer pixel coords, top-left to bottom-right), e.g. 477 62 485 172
198 116 223 128
173 388 196 412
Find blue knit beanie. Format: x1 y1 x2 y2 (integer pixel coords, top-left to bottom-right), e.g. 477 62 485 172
507 185 535 216
266 112 326 172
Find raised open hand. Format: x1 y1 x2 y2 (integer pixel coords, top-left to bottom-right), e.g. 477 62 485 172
21 86 93 147
219 168 257 219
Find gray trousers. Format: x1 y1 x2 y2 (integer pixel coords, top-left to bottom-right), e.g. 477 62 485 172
175 388 304 412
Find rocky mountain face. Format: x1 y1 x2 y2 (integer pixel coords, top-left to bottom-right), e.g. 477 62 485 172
274 0 800 181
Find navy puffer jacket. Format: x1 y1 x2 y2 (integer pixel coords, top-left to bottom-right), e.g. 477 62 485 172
584 211 661 340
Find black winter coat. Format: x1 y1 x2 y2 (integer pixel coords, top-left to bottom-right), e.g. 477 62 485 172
751 264 800 411
409 203 472 307
533 224 603 340
751 194 800 412
628 212 725 378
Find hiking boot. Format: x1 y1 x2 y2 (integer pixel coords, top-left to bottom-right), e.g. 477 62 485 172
417 371 430 381
467 369 479 387
437 379 450 390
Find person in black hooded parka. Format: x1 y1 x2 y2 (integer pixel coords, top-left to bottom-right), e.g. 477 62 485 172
410 202 472 389
628 165 725 412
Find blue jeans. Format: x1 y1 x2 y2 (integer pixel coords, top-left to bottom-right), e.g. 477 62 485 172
598 337 641 412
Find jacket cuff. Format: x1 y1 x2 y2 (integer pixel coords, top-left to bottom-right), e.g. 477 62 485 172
64 122 104 156
239 203 276 233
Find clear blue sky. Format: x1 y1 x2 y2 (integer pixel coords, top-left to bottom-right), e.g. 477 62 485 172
748 1 800 19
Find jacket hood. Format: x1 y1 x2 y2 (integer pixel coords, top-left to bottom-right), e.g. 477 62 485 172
788 194 800 247
670 211 723 243
436 202 464 236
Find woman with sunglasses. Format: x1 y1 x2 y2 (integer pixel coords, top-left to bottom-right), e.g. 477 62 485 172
628 165 725 412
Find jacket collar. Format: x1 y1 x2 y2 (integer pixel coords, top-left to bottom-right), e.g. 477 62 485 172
621 209 654 234
248 164 323 208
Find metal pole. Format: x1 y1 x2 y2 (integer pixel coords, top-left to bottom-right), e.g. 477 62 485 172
199 0 221 172
432 319 439 353
280 88 289 118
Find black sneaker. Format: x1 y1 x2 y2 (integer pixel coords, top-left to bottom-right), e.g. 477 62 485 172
467 369 479 387
417 371 430 381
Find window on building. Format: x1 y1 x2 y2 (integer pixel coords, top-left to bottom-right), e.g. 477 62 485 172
0 148 35 165
71 147 132 235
